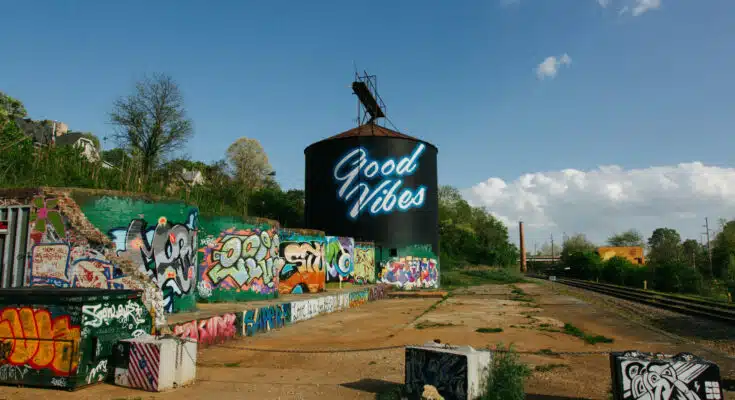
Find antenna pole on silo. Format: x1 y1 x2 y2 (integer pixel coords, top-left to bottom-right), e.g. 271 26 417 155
519 221 527 273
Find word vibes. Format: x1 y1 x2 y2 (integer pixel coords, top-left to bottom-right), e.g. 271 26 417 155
333 144 427 219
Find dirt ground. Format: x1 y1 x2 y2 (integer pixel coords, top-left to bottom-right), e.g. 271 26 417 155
1 281 733 400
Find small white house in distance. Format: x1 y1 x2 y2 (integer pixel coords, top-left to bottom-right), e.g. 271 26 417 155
54 132 102 163
181 168 205 186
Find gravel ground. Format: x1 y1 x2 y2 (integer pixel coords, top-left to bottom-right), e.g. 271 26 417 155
551 280 735 360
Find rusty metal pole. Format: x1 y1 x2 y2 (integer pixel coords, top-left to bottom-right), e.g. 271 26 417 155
519 221 527 273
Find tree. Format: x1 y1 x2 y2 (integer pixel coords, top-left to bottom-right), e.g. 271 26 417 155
226 137 274 192
607 229 645 247
248 187 305 228
561 234 597 257
109 73 193 180
647 228 682 265
0 92 27 128
712 220 735 279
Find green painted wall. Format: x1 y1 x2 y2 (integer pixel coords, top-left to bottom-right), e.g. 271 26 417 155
73 193 199 313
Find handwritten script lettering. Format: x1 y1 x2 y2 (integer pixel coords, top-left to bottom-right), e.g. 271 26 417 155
333 144 426 219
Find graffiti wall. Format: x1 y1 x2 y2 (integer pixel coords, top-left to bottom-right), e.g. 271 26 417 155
76 194 199 313
27 195 140 292
353 242 376 284
0 290 151 389
172 313 238 346
405 347 469 400
325 236 354 283
278 229 326 294
610 351 724 400
198 220 284 302
243 303 291 336
380 244 439 290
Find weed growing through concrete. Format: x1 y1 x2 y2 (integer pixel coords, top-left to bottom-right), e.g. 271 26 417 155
534 363 570 373
536 348 557 356
480 344 531 400
476 327 503 333
223 362 241 368
562 323 614 344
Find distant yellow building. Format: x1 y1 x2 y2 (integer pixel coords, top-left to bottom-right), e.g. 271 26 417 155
597 246 645 265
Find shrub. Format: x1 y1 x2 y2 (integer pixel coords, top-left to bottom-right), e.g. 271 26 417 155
602 256 634 285
480 344 530 400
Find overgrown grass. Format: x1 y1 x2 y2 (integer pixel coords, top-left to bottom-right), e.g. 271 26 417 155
562 323 614 345
480 344 531 400
441 267 527 290
415 321 457 330
534 363 570 373
223 362 241 368
476 327 504 333
509 285 534 303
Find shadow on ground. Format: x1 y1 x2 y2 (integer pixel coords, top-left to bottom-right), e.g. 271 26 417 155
526 395 593 400
341 378 402 394
648 315 735 341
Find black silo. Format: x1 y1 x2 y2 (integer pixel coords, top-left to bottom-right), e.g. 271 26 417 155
304 124 439 256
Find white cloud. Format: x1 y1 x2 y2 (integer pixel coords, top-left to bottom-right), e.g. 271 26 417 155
597 0 610 8
535 53 572 80
463 162 735 248
616 0 661 16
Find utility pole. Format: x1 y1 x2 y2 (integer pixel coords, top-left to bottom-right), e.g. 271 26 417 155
519 221 527 273
550 233 555 267
703 218 713 275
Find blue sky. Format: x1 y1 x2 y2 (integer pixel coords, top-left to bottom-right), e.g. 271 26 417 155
3 0 735 243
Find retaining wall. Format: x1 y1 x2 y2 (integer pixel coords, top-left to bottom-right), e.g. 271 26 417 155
170 285 388 345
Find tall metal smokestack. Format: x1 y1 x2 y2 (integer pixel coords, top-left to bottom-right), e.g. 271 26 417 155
519 221 527 273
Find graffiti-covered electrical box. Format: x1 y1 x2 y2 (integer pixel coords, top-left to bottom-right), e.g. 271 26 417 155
610 351 724 400
0 288 151 390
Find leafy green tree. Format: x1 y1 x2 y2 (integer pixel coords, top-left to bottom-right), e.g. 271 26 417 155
647 228 682 266
712 220 735 279
109 73 193 180
0 91 27 128
607 229 645 247
565 251 603 281
602 256 633 285
247 187 304 228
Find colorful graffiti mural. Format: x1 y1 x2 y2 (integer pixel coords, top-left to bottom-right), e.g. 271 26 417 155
198 227 283 302
172 313 238 345
349 290 368 308
0 307 81 376
109 212 198 313
325 236 354 283
381 256 439 289
353 242 376 284
27 195 140 292
243 304 291 336
368 284 387 301
278 231 326 294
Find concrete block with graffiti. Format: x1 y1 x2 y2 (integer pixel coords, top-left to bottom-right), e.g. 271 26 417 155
197 216 284 302
0 288 151 390
610 351 724 400
277 229 327 294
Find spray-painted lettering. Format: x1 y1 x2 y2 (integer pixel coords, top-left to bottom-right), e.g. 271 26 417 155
172 313 237 346
199 228 283 297
279 241 325 294
243 304 291 336
109 212 198 313
0 307 81 375
82 301 147 328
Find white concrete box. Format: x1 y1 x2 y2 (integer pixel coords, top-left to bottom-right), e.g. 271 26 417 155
114 336 197 392
405 343 492 400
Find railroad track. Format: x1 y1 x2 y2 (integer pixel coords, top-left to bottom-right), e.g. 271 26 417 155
529 275 735 325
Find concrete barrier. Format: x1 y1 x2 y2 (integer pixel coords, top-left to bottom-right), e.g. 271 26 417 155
610 350 724 400
405 342 492 400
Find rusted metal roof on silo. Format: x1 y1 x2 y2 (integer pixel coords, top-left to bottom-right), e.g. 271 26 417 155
326 123 419 141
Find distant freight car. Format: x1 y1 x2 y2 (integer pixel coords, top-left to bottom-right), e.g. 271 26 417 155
597 246 645 265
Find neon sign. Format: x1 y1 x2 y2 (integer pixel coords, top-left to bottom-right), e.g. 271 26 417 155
333 143 427 220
